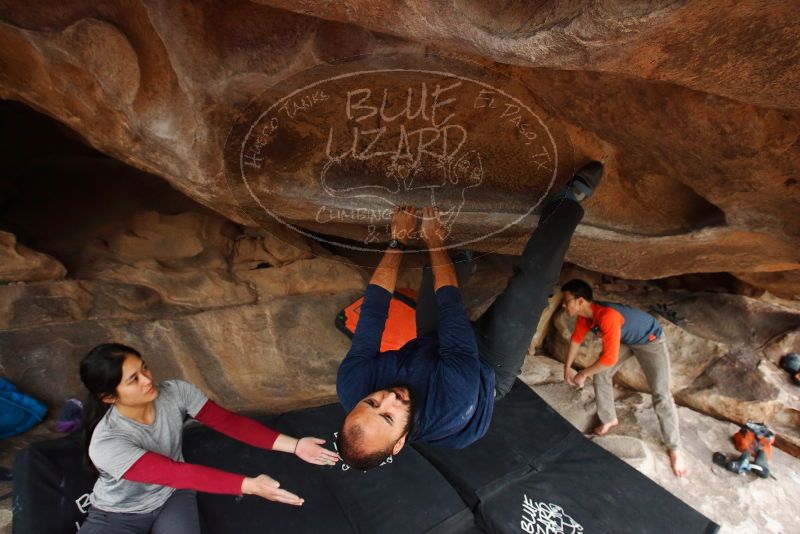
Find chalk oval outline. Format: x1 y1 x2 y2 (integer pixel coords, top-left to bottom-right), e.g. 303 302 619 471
232 64 561 253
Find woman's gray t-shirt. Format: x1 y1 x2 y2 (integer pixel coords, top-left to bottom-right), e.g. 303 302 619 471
88 380 208 513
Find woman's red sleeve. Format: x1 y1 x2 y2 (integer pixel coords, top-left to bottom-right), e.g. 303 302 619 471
123 452 245 495
194 400 280 450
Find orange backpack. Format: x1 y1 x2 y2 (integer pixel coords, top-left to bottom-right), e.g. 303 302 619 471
732 422 775 460
336 288 418 352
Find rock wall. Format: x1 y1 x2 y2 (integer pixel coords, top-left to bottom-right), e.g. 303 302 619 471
0 1 798 295
0 204 367 411
0 231 66 283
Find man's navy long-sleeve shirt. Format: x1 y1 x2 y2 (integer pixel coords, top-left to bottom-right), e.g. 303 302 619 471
337 284 495 449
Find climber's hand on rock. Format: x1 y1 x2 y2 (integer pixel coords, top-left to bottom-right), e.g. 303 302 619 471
420 206 447 247
564 366 577 386
573 371 587 388
391 205 418 245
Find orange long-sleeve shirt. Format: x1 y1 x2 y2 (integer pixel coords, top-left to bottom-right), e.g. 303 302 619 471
571 303 625 367
571 301 663 367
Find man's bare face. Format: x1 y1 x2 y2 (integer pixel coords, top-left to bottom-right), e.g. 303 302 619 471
343 387 412 456
561 291 581 318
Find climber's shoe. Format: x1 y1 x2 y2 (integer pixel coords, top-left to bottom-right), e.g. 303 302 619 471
565 161 604 202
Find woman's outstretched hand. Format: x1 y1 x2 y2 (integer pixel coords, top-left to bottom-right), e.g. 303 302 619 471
294 437 340 466
241 474 304 506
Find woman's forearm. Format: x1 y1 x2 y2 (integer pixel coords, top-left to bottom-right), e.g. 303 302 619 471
124 452 245 495
194 400 279 450
272 434 300 454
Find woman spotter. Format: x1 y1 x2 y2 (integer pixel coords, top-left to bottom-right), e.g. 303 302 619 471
77 343 339 534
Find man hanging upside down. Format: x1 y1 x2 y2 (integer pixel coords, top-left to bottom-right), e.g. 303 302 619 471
336 161 603 470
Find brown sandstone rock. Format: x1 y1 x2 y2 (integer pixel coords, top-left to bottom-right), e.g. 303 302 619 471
531 287 562 349
0 231 67 283
235 256 366 300
258 0 800 111
84 261 255 309
0 2 798 295
733 270 800 301
634 293 800 349
0 291 360 412
674 348 783 425
0 280 170 331
232 233 280 272
102 211 231 262
231 224 316 269
78 211 255 309
763 327 800 364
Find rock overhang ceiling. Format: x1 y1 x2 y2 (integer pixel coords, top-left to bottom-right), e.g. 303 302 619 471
0 0 798 296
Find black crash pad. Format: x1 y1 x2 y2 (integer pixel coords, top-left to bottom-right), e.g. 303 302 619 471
12 434 96 534
13 405 475 534
185 404 474 534
12 383 718 534
413 381 720 534
277 402 475 534
182 412 351 534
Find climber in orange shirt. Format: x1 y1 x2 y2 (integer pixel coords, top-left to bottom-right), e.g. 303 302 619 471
561 279 688 477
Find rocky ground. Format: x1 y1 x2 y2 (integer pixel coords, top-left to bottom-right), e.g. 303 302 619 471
520 355 800 534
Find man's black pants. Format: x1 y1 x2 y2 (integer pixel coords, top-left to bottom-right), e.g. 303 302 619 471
416 197 584 399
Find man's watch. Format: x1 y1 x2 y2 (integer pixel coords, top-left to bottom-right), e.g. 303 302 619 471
387 238 406 251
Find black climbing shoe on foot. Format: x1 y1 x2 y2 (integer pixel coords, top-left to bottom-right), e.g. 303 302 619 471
452 250 477 276
568 161 604 201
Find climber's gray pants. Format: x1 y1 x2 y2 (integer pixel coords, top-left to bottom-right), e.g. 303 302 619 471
594 336 681 450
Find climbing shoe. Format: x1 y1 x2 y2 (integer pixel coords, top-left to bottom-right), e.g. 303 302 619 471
567 161 604 202
452 250 477 276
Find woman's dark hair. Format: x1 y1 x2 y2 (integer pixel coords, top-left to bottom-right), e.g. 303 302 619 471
80 343 141 472
561 278 594 302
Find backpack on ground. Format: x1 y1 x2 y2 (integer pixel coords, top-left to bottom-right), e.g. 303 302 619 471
732 421 775 460
0 378 47 439
335 288 417 352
